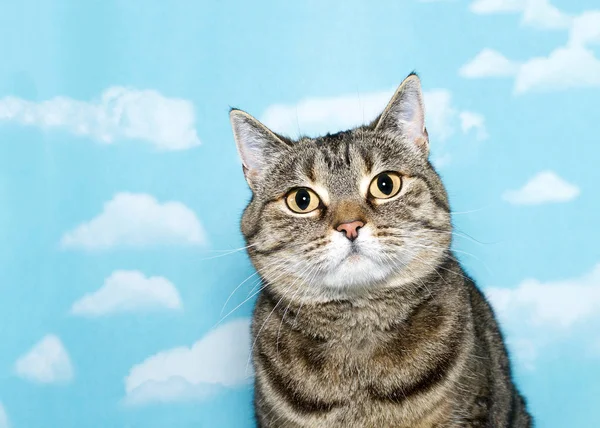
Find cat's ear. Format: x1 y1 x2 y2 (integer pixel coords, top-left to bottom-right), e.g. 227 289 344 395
230 109 290 189
374 73 429 156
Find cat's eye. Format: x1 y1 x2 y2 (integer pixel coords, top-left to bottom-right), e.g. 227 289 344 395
285 188 320 214
368 172 402 199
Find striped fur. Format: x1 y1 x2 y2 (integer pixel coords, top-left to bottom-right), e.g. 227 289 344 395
231 74 532 427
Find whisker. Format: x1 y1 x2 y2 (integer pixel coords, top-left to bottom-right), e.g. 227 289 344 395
379 242 474 284
214 261 295 327
220 270 260 316
205 243 255 253
246 264 314 373
219 256 291 316
291 264 322 328
449 207 488 215
200 244 256 261
276 265 318 356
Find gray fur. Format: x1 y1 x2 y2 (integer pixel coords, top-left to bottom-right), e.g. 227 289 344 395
230 73 532 427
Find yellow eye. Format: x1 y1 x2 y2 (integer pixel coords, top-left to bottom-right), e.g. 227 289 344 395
285 188 320 214
369 172 402 199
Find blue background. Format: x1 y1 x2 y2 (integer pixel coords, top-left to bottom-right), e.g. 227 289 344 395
1 0 599 427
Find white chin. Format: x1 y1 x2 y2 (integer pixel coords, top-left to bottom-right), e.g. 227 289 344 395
321 255 390 290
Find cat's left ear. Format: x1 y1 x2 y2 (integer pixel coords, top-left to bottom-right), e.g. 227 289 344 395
374 73 429 156
230 109 290 189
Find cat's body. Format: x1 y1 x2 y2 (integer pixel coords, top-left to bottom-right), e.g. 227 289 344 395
230 74 532 427
252 259 530 427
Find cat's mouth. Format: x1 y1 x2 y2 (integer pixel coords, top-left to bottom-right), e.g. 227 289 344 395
343 252 363 264
332 243 381 270
348 244 360 255
341 241 367 259
315 226 401 289
320 250 389 290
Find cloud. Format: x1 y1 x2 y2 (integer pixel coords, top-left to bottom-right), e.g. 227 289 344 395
261 88 485 144
502 171 580 205
507 338 537 371
70 270 182 317
487 264 600 328
462 45 600 93
520 0 572 29
261 90 390 139
431 153 453 169
513 9 600 93
124 378 221 405
124 318 252 405
470 0 572 29
459 111 489 141
459 49 519 78
15 335 74 384
486 264 600 369
569 11 600 46
462 5 600 93
423 89 459 142
0 403 9 428
470 0 522 14
515 45 600 93
0 87 200 150
60 192 205 250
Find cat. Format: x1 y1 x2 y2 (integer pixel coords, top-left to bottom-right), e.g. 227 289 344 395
229 73 532 427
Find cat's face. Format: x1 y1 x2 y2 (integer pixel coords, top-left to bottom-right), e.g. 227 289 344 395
231 74 452 301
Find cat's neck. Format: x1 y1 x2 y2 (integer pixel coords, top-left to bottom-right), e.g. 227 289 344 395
259 254 464 341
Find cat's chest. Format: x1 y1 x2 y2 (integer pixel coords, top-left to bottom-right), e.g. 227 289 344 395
256 323 459 427
282 323 402 389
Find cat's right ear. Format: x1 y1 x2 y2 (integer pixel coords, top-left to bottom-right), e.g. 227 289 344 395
229 109 290 189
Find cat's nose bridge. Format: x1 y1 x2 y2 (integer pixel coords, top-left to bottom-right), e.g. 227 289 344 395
331 200 367 237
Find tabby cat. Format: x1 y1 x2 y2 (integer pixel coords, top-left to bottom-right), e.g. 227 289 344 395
229 73 532 427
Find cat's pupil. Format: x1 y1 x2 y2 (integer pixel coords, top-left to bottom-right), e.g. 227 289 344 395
295 189 311 210
377 174 393 195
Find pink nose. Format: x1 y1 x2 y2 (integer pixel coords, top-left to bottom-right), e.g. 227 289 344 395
336 221 365 241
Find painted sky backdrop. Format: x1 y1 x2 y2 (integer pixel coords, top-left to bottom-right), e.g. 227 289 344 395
1 0 599 427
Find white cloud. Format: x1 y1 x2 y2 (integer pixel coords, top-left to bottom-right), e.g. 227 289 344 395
261 90 390 139
486 264 600 369
470 0 522 14
70 270 182 317
124 378 221 405
124 318 252 405
502 171 580 205
506 338 537 371
459 49 520 78
470 0 572 29
261 88 485 144
521 0 572 30
0 403 9 428
487 264 600 328
0 87 200 150
431 153 453 169
15 335 74 384
459 111 489 141
569 11 600 46
60 192 205 250
462 45 600 93
423 89 459 142
515 45 600 93
463 4 600 93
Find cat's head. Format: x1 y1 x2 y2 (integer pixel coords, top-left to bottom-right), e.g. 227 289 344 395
230 73 451 301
